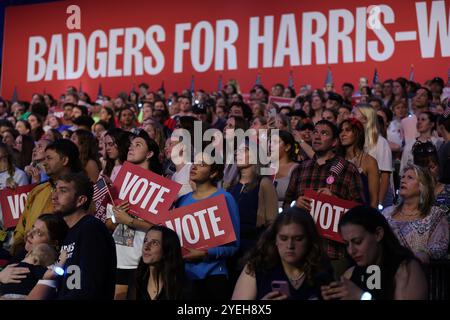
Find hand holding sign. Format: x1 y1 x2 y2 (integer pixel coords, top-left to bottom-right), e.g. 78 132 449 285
296 195 313 212
112 206 133 225
304 190 359 243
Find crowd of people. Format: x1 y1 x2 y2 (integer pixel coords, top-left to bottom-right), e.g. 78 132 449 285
0 73 448 300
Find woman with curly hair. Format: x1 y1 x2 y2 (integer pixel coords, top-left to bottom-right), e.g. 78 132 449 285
232 207 332 300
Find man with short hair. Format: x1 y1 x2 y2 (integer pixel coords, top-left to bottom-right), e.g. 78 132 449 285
141 102 154 121
28 172 116 300
283 120 365 264
12 140 82 255
326 92 343 110
138 83 149 101
401 87 432 143
177 95 192 117
341 83 354 105
61 103 75 128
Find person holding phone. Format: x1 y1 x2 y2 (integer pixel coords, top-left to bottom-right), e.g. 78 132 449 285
232 207 332 300
321 205 428 300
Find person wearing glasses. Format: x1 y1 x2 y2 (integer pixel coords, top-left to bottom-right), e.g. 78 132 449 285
128 225 186 300
283 120 365 276
0 214 68 287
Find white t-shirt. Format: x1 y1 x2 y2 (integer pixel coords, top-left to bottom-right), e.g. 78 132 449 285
0 167 29 190
401 114 418 144
387 119 403 147
106 204 145 269
366 136 393 172
171 163 193 197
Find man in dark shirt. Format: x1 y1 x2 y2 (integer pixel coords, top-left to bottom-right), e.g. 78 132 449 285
28 173 116 300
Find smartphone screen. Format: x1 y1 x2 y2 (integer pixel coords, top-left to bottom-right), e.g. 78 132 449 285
271 280 290 297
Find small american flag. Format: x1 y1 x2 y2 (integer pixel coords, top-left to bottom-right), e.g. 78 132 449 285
330 159 345 177
93 177 109 202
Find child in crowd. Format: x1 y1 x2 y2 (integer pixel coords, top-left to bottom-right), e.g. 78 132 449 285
0 243 57 299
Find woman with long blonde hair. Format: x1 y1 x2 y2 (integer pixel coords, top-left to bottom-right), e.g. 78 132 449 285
352 103 394 208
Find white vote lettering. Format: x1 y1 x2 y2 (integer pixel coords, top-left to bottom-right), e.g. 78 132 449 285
165 205 225 247
119 172 168 214
7 193 28 219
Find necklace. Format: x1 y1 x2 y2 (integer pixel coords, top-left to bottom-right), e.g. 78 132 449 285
399 207 420 218
288 271 305 282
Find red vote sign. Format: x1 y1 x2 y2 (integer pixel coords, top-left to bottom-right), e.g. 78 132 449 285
112 161 181 223
268 96 294 108
304 190 360 243
162 194 237 254
0 184 36 228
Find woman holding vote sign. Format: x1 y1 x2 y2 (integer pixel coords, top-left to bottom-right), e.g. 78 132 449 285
106 129 161 299
175 151 240 300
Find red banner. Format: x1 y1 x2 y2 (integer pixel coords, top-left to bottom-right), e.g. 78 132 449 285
163 194 237 253
1 0 449 100
112 161 181 223
0 184 36 228
304 190 359 243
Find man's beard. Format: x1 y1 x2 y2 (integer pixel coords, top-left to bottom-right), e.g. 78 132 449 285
54 203 79 217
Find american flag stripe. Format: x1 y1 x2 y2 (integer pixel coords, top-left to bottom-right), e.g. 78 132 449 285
330 160 345 176
93 178 109 202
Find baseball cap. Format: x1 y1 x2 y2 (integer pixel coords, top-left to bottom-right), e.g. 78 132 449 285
430 77 444 87
192 103 207 114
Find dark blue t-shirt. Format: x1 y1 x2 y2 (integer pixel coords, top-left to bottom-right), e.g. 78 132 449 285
57 215 116 300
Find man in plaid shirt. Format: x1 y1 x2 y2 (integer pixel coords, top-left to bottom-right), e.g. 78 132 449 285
283 120 365 264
